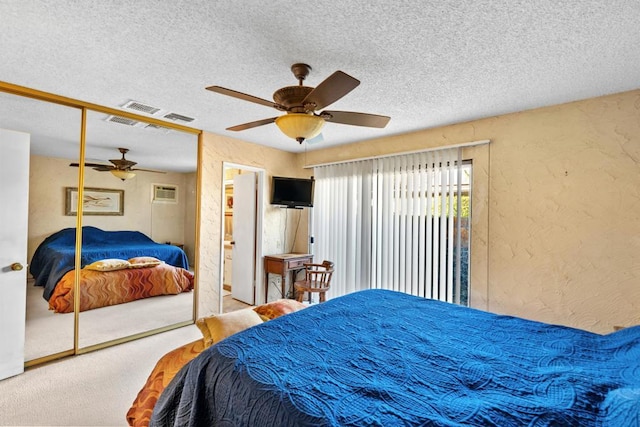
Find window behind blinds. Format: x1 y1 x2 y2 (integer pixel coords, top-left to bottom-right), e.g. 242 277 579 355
313 147 471 304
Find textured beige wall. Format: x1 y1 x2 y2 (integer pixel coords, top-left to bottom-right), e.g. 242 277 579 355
301 89 640 334
28 155 192 263
197 132 305 317
183 172 197 266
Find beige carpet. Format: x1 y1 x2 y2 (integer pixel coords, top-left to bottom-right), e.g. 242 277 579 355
1 295 250 426
25 283 194 361
0 324 202 426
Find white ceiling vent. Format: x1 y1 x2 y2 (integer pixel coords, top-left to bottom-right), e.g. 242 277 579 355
122 100 162 115
152 184 178 203
163 112 195 123
105 115 141 126
107 100 196 129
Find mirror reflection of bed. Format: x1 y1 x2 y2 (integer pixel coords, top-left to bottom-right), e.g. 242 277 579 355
1 92 200 364
25 277 193 360
76 108 198 349
25 150 198 358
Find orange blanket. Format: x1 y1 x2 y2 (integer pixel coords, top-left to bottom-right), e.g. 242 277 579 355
48 264 194 313
127 339 204 427
126 299 307 426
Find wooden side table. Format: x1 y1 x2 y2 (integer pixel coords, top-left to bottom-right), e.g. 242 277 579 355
264 253 313 302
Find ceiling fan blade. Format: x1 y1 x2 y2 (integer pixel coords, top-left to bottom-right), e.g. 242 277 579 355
227 117 277 131
206 86 282 110
70 148 164 174
302 71 360 111
69 162 112 169
130 168 167 174
322 110 391 128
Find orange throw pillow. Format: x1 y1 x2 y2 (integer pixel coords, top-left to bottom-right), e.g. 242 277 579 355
253 298 307 321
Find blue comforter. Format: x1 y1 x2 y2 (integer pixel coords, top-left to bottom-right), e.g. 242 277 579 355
151 289 640 426
30 226 188 300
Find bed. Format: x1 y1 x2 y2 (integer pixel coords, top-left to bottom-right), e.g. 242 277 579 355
30 226 189 301
47 260 194 313
150 289 640 426
127 299 307 427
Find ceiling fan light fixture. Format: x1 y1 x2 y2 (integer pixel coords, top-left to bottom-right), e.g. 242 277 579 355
110 169 136 180
275 113 325 143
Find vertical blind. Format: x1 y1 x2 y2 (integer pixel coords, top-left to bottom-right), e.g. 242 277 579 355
313 147 468 303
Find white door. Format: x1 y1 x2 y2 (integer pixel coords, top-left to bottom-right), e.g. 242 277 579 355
231 172 256 305
0 128 30 380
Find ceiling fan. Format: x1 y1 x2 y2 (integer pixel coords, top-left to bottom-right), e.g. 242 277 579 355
69 147 166 180
206 63 391 143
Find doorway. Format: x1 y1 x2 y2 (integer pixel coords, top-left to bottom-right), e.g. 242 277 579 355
220 163 264 313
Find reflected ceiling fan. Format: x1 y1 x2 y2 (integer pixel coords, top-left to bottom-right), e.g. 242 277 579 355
206 63 391 143
69 147 166 181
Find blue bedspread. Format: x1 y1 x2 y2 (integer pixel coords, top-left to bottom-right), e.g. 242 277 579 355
151 289 640 426
30 226 188 300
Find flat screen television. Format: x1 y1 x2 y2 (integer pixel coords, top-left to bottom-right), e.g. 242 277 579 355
271 176 314 208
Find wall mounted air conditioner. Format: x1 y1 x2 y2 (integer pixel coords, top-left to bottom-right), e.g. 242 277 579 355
152 184 178 203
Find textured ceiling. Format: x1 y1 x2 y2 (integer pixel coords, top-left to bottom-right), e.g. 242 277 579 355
1 0 639 167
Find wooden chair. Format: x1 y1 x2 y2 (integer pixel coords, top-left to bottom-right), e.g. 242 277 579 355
294 260 334 303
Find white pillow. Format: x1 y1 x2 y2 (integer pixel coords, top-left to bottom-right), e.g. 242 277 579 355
196 308 263 348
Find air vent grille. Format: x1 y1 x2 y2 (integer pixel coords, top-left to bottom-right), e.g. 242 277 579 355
106 115 140 126
122 100 161 115
163 113 195 123
106 100 197 129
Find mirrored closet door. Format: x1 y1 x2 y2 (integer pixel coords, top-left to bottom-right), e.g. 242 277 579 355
0 82 200 366
78 110 198 350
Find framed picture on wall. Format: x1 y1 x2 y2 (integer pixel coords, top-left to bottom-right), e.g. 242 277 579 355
65 187 124 216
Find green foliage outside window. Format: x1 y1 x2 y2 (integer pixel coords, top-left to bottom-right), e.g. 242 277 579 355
431 194 470 217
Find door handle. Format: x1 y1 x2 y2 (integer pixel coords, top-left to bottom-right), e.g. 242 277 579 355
10 262 24 271
230 241 235 245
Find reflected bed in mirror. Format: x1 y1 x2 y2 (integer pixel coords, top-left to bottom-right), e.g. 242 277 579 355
30 226 192 312
78 109 198 350
24 153 198 355
0 86 199 364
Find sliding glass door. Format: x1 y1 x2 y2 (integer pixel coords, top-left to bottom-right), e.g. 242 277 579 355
312 148 471 305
